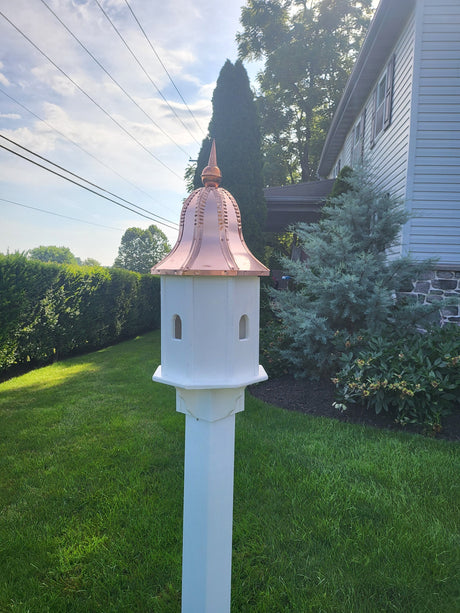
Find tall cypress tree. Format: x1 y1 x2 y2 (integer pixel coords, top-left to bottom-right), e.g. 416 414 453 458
193 60 266 259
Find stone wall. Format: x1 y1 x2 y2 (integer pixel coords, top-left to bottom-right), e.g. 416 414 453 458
412 270 460 324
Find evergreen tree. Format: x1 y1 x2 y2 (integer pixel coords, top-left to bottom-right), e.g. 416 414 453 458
193 60 267 259
114 225 170 274
270 167 436 376
327 166 353 202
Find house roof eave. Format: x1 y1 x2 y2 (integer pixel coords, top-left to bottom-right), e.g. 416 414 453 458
264 179 335 232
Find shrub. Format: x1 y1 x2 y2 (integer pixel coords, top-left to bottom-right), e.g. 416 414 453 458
268 166 438 378
259 319 290 378
333 325 460 428
0 254 160 375
327 165 353 201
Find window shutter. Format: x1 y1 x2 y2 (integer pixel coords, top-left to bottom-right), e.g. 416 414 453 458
361 108 366 159
370 90 377 148
384 54 395 130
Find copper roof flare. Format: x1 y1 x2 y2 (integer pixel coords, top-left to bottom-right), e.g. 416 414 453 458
151 141 269 277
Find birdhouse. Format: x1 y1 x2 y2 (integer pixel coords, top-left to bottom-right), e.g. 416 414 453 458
152 140 269 410
151 140 269 612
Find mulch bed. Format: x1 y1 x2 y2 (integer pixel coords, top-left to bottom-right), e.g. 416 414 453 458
249 375 460 442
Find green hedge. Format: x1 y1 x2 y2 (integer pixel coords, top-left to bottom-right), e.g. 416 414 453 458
0 254 160 374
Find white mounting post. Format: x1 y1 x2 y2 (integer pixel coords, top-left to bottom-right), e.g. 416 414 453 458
182 413 235 612
178 407 233 610
176 387 244 612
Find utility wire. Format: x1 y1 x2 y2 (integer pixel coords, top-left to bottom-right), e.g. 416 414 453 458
38 0 190 158
123 0 206 137
0 142 179 231
94 0 202 147
0 134 179 229
0 86 176 216
0 10 183 181
0 197 122 231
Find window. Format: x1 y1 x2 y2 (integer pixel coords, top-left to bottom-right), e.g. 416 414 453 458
371 55 395 146
375 76 386 135
351 111 365 166
334 159 342 178
173 315 182 340
239 315 248 340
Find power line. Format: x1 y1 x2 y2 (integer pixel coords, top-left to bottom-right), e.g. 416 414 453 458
0 141 179 232
0 10 184 181
0 142 179 231
0 86 176 215
123 0 206 137
94 0 202 147
37 0 190 158
0 197 122 231
0 134 179 229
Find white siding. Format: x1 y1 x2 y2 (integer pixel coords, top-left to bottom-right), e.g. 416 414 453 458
329 0 460 268
368 14 415 203
404 0 460 267
330 13 416 208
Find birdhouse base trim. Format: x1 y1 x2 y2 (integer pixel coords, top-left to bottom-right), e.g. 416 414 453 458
176 387 246 422
152 364 268 390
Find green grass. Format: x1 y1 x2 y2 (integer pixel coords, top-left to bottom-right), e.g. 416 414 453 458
0 331 458 612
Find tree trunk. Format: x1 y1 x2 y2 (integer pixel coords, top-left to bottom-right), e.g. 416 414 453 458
299 106 313 181
300 139 310 182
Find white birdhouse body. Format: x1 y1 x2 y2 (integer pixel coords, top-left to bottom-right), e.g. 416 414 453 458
156 275 265 389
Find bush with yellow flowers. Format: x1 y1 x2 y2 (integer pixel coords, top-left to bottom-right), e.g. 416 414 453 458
333 325 460 428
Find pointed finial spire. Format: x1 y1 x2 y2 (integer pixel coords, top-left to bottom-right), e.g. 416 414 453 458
208 138 217 167
201 139 222 188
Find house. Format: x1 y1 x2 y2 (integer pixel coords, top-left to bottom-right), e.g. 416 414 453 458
317 0 460 322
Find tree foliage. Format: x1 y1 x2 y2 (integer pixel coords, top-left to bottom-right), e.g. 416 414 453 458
81 257 101 267
28 245 79 265
237 0 373 183
114 225 170 273
270 167 437 376
192 60 267 260
327 165 353 201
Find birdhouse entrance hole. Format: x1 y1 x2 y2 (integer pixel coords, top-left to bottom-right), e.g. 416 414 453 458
173 315 182 340
239 315 248 340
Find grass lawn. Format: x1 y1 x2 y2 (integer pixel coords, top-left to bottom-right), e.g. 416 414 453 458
0 331 458 612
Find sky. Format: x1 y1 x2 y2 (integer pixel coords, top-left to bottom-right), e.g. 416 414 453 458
0 0 260 265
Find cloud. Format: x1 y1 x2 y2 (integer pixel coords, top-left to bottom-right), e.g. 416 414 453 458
0 0 248 265
31 65 79 97
1 125 60 153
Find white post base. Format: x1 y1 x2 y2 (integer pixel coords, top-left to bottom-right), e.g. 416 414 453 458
181 412 236 613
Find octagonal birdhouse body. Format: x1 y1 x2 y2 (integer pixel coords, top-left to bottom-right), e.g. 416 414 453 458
152 140 269 397
157 275 266 389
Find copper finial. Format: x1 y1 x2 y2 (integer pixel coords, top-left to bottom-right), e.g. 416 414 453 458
201 139 221 187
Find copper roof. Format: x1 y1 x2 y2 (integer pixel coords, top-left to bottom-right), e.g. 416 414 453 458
151 141 269 277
